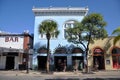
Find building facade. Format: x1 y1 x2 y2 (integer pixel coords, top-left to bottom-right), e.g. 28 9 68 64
0 31 33 70
32 7 89 71
88 37 120 70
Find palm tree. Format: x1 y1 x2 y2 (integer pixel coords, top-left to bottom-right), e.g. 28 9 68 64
112 27 120 45
38 20 60 73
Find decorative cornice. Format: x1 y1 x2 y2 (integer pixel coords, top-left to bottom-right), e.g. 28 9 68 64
0 33 33 38
32 7 89 16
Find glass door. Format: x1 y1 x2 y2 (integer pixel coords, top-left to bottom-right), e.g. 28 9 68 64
112 56 117 69
112 56 120 69
118 56 120 68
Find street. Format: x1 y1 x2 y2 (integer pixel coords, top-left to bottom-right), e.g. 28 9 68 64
0 70 120 80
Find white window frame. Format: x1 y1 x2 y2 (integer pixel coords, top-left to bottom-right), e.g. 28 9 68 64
63 20 76 39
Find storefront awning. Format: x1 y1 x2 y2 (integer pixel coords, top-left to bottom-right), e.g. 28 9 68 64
94 49 102 53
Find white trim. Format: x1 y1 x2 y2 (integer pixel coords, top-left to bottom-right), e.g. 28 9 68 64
71 53 83 56
53 53 83 56
37 54 47 56
53 54 67 56
32 7 89 16
32 7 89 12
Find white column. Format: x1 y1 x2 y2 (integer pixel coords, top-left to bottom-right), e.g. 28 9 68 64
29 55 33 69
32 54 38 70
14 56 19 70
1 56 6 69
50 55 54 65
67 55 72 65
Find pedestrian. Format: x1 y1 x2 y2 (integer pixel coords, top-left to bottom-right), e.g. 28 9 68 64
95 59 99 71
63 60 67 72
57 59 61 71
73 60 78 72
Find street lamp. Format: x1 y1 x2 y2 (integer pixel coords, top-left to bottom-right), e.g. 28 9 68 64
26 43 30 74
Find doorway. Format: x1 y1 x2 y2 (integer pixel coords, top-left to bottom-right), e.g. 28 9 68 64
6 56 15 70
54 56 67 71
37 56 47 71
93 56 105 70
72 56 84 70
93 48 105 70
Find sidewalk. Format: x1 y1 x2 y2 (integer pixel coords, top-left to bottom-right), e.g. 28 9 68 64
19 70 81 76
0 70 120 77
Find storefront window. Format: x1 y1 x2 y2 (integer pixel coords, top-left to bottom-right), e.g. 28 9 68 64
63 20 76 39
112 47 120 54
54 46 67 54
72 47 83 54
118 56 120 65
112 47 120 69
112 56 117 68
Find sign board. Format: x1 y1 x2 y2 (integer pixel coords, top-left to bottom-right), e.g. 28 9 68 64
0 36 24 49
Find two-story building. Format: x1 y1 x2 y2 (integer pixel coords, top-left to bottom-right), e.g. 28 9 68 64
32 7 89 71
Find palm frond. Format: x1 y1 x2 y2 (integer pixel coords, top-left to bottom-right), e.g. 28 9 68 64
38 20 60 39
112 27 120 35
113 35 120 45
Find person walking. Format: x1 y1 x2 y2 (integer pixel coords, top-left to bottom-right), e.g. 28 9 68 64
63 60 67 72
73 60 78 72
95 59 99 71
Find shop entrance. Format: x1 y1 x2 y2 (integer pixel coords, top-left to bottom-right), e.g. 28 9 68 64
6 56 15 70
93 48 105 70
72 56 84 70
37 56 47 70
93 56 105 70
54 56 67 71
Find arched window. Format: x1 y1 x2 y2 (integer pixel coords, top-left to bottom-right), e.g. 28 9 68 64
94 48 103 54
54 46 67 54
37 46 48 54
63 20 76 39
112 48 120 54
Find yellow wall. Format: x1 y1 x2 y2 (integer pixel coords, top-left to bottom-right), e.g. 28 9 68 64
88 36 120 70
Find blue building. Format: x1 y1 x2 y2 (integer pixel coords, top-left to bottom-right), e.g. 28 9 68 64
32 7 89 71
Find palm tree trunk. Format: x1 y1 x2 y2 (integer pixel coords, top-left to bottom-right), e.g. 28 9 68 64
46 33 50 73
46 39 50 73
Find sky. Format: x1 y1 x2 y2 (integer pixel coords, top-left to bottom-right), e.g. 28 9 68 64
0 0 120 35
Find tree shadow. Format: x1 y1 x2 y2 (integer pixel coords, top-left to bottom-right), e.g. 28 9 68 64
103 37 112 52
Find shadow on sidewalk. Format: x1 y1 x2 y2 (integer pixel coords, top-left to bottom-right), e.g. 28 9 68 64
41 71 54 75
81 72 95 74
